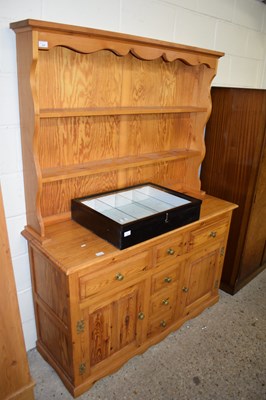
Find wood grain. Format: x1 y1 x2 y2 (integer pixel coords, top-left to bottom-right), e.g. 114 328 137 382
238 132 266 281
182 243 221 315
31 249 69 324
15 30 44 236
10 19 223 69
201 87 266 293
87 283 144 368
24 194 236 397
79 251 149 300
38 48 210 110
10 20 238 398
0 184 35 399
12 21 218 236
39 106 207 118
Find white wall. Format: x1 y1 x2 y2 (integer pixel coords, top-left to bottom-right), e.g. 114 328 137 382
0 0 266 351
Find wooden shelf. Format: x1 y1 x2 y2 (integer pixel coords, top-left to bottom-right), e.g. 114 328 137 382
42 149 201 183
39 106 207 118
12 18 218 239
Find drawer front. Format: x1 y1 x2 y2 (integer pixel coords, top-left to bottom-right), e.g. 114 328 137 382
189 218 229 249
148 311 173 337
150 288 176 317
151 264 179 294
79 252 150 300
155 233 186 267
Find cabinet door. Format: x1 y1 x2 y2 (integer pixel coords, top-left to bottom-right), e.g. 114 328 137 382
182 243 223 317
80 281 147 378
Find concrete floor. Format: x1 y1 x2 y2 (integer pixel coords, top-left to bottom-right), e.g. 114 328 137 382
28 269 266 400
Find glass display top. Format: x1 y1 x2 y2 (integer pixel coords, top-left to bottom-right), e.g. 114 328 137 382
82 185 190 225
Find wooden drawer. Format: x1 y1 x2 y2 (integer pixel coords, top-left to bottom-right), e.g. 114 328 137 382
151 264 179 294
150 288 176 317
155 233 186 267
79 252 150 300
189 218 229 249
148 311 173 337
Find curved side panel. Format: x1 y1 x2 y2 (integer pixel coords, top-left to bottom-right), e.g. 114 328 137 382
16 30 45 237
183 65 218 193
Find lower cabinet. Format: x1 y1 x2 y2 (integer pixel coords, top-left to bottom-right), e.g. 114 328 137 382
28 200 235 397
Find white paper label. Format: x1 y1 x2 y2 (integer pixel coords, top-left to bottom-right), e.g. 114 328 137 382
38 40 48 48
124 230 131 237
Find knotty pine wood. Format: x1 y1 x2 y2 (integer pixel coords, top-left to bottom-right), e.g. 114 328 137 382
15 30 42 236
39 106 207 118
30 249 69 325
182 243 221 314
0 184 35 400
11 20 222 237
11 20 237 397
38 114 196 169
23 196 235 275
10 18 222 69
38 48 208 109
41 150 201 183
25 196 235 397
79 253 151 301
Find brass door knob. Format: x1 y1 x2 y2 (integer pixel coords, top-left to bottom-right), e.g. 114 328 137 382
162 299 169 305
138 312 145 320
115 272 124 281
160 320 167 327
209 231 217 238
164 277 172 283
182 286 189 293
167 248 175 255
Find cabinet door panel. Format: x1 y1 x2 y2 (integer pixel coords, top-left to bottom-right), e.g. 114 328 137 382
82 282 146 372
115 290 138 350
182 244 221 315
89 303 114 367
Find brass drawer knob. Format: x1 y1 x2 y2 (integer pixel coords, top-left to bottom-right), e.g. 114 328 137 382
160 320 167 328
182 286 189 293
115 272 124 281
164 277 172 283
138 312 145 320
209 231 217 238
162 298 169 305
167 248 175 255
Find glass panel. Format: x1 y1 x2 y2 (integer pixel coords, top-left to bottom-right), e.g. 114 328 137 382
81 185 191 224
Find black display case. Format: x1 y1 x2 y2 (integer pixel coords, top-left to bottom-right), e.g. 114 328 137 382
71 183 202 249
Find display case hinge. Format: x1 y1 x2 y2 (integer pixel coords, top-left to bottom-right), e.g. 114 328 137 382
79 363 86 375
76 320 85 334
220 247 225 256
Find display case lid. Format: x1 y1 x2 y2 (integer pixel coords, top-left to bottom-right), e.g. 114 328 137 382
81 185 191 225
